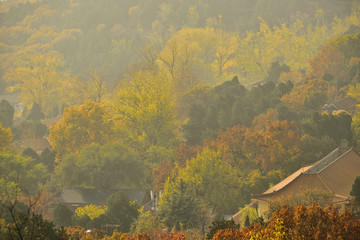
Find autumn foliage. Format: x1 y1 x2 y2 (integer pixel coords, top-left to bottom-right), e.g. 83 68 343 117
213 205 360 240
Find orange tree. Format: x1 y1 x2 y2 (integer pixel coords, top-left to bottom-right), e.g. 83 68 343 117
213 204 360 240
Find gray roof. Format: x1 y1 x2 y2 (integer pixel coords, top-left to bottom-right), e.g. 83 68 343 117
59 188 150 205
304 147 352 174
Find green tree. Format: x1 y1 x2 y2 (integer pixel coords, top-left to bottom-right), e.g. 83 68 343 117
301 111 353 144
206 219 239 240
176 149 241 215
0 99 14 128
0 151 47 194
158 179 210 232
27 103 45 121
351 176 360 205
39 148 55 172
265 62 290 83
1 200 66 240
130 206 165 235
112 70 178 149
53 204 73 227
330 33 360 62
56 142 144 189
106 191 139 233
22 147 40 163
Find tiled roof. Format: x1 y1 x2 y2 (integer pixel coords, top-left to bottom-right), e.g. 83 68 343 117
262 165 313 194
59 188 150 205
304 148 351 174
252 147 360 203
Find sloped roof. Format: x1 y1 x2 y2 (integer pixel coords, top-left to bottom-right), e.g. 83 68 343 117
320 96 357 113
304 148 351 174
263 165 313 194
252 147 360 203
59 188 150 206
332 96 357 111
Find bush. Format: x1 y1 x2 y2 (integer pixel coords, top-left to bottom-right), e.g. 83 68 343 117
213 204 360 240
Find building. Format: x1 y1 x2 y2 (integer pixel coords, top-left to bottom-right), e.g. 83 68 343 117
251 141 360 219
57 188 151 211
320 96 357 115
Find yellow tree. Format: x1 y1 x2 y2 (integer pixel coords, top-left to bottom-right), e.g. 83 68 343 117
85 69 107 103
112 70 178 148
49 100 113 157
5 51 67 115
0 123 12 151
212 29 239 78
348 83 360 102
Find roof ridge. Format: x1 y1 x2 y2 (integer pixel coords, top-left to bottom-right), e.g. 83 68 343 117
317 148 352 174
304 148 351 174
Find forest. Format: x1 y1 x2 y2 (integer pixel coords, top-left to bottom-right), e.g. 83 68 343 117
1 0 360 239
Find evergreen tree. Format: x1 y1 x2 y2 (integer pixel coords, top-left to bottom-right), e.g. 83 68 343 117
206 219 240 240
158 180 209 231
106 191 139 233
39 148 56 172
27 103 45 121
0 99 14 128
22 147 40 163
244 215 250 227
351 176 360 205
53 204 73 227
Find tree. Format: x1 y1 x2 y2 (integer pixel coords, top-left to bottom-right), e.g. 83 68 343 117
206 219 239 240
244 215 250 227
53 204 73 227
112 70 178 148
75 204 106 220
158 179 210 232
106 191 139 233
307 45 349 87
0 123 12 150
0 151 47 194
39 148 55 172
351 176 360 205
213 205 360 240
26 103 45 121
330 33 360 62
1 200 66 240
256 120 301 172
265 62 290 83
267 188 333 218
211 29 238 78
130 206 165 236
22 147 40 163
176 149 242 215
56 142 144 189
5 51 67 115
301 111 353 144
0 99 14 128
49 100 113 157
281 78 328 111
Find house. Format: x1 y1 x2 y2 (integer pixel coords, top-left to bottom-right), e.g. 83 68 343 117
320 96 357 115
57 188 151 211
251 141 360 219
